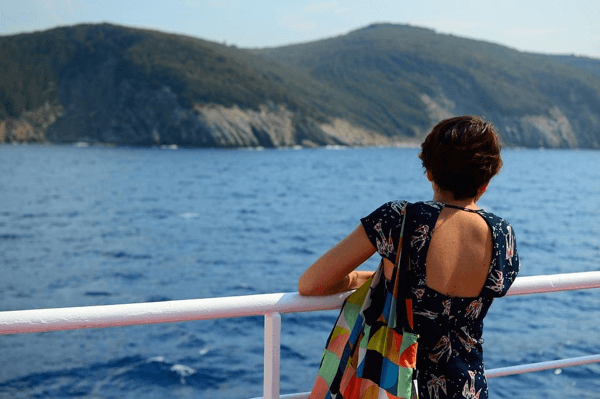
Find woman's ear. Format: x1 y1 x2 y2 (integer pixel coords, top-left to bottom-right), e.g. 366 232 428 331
426 170 434 182
476 183 489 199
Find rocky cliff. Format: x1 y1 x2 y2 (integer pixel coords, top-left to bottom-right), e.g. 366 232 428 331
257 24 600 148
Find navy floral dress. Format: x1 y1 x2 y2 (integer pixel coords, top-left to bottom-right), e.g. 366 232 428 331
360 201 519 399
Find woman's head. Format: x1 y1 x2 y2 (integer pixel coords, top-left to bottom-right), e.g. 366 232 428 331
419 116 503 200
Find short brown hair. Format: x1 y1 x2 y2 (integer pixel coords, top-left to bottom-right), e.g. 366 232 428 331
419 116 503 200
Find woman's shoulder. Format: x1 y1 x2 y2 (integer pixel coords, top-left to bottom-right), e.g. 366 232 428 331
361 200 407 230
476 208 516 237
363 200 408 219
476 209 520 297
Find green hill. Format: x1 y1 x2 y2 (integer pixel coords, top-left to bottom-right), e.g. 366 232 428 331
256 23 600 147
1 23 599 148
0 24 345 146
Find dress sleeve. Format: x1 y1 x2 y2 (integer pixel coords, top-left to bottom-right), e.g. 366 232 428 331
360 200 408 263
484 218 520 297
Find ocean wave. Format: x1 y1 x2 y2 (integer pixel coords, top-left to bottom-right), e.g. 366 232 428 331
0 354 248 398
110 271 145 280
20 212 49 219
0 233 33 240
227 282 257 292
146 295 172 302
179 212 199 219
84 291 112 297
106 251 152 260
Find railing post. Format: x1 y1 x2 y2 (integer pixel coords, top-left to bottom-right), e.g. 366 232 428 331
264 312 282 399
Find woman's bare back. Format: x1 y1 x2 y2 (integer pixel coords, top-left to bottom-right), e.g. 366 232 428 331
425 207 492 297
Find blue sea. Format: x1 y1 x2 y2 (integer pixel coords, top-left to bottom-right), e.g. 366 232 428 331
0 144 599 398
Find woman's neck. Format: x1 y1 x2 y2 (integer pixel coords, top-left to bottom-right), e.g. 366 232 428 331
432 191 479 209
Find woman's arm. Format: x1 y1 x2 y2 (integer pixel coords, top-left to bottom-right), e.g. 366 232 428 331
298 224 377 296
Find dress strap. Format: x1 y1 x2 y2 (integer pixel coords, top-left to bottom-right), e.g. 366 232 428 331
442 203 482 213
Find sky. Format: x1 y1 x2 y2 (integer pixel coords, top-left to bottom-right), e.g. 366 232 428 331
1 0 599 59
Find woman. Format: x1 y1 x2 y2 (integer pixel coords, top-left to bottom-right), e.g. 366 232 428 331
299 116 520 399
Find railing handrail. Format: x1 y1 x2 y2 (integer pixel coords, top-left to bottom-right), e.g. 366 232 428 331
264 353 600 399
1 271 599 335
2 271 600 399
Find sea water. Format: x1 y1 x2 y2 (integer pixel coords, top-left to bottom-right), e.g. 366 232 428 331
0 144 598 398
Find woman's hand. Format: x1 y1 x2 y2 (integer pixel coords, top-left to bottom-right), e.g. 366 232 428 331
298 225 376 296
348 270 377 290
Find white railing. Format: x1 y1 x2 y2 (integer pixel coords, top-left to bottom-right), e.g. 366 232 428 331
1 271 600 399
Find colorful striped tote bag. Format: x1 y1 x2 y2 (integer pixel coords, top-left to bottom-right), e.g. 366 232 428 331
310 204 418 399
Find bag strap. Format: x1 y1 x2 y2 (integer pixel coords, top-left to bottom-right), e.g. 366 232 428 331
389 202 415 331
